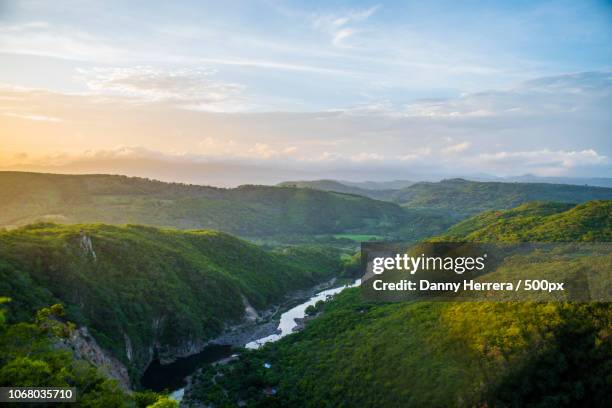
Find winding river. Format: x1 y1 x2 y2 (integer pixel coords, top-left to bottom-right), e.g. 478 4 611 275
245 279 361 349
142 279 360 401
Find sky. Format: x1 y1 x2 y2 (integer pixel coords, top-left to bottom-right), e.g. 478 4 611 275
1 0 611 186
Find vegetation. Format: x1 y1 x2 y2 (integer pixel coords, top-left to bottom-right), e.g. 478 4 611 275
1 172 610 406
331 234 383 242
188 200 611 407
391 178 612 216
0 172 420 240
277 180 397 200
278 178 612 219
0 300 177 407
0 223 343 379
438 200 612 242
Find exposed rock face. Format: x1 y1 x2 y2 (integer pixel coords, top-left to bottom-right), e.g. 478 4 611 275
158 339 209 365
60 327 131 390
124 332 134 362
145 296 265 368
242 295 260 322
79 233 96 260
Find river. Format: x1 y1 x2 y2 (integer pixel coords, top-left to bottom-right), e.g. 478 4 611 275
141 279 360 401
245 279 361 349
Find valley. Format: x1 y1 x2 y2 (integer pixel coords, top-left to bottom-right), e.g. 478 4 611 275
0 172 610 407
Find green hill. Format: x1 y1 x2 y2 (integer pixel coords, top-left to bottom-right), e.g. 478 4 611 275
391 178 612 216
277 180 396 200
0 223 342 379
187 200 611 407
439 200 612 242
5 172 607 244
0 301 176 407
277 179 612 220
0 172 420 240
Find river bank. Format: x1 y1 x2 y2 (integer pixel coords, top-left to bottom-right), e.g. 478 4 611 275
179 278 360 405
141 276 356 399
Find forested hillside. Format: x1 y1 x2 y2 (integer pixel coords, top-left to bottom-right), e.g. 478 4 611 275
439 200 612 242
0 300 177 407
187 200 611 407
392 178 612 215
5 172 609 244
0 223 342 380
277 180 396 200
0 172 425 240
278 177 612 218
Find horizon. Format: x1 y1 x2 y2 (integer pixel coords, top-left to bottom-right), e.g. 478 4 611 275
1 169 612 190
1 1 611 184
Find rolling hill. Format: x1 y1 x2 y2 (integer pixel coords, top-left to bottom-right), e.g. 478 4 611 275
0 172 415 240
439 200 612 242
277 178 612 219
186 200 612 407
277 180 397 200
4 172 609 244
391 178 612 215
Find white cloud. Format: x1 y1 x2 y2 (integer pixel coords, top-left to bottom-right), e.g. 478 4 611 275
78 66 246 111
1 71 610 178
19 144 302 165
397 148 432 161
0 22 126 62
344 71 612 119
350 152 385 162
314 5 380 47
2 111 63 122
442 142 471 155
198 137 238 155
332 28 358 46
248 143 299 159
478 149 607 168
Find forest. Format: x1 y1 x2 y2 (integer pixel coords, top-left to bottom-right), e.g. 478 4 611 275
0 172 609 407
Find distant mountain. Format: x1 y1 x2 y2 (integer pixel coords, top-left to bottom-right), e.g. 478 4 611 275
391 178 612 215
461 174 612 188
4 172 608 242
339 179 414 190
277 179 396 200
500 174 612 188
0 172 416 239
278 178 612 218
187 200 611 407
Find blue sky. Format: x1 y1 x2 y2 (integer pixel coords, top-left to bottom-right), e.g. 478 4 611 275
0 1 611 184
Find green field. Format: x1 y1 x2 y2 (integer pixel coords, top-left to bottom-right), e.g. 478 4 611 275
331 234 383 241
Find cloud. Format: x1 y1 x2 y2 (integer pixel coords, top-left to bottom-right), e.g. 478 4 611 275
195 57 358 77
442 142 471 155
1 71 610 178
333 71 612 119
85 143 300 162
314 5 380 47
2 111 63 122
248 143 299 159
396 148 433 162
349 152 385 162
332 28 357 46
3 144 302 168
0 21 126 62
78 66 246 111
478 149 607 168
